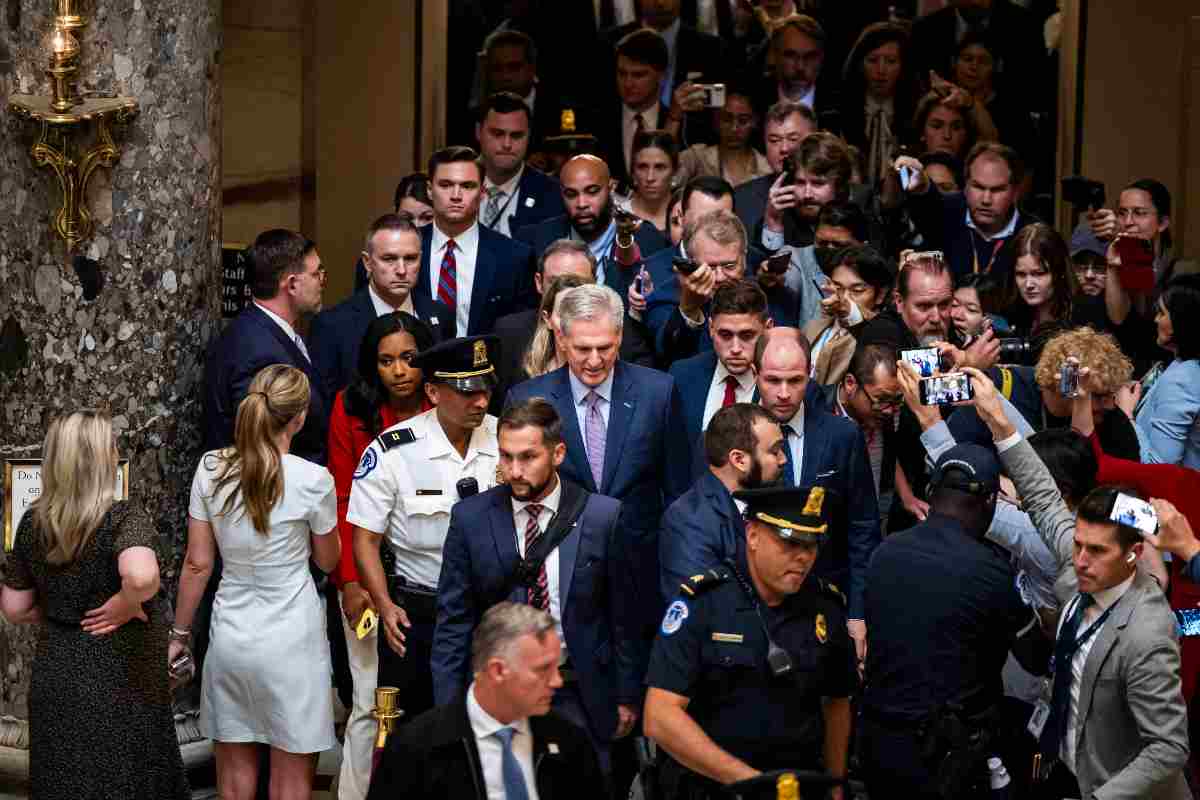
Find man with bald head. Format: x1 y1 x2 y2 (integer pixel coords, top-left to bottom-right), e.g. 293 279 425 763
515 154 669 300
753 327 881 667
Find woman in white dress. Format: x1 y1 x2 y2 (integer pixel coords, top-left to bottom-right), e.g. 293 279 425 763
172 364 341 800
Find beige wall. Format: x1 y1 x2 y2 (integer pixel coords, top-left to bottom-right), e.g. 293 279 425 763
1065 2 1199 256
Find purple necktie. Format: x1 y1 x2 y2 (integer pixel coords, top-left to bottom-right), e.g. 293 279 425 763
585 390 606 489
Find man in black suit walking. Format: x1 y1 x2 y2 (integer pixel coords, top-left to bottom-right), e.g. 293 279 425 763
309 213 455 400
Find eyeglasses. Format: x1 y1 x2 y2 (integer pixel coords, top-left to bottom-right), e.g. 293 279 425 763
861 386 903 411
708 260 742 272
1072 263 1105 276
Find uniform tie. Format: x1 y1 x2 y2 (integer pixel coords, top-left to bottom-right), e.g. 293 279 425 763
721 375 739 408
523 504 549 610
438 239 458 309
493 727 530 800
781 424 797 486
585 390 606 489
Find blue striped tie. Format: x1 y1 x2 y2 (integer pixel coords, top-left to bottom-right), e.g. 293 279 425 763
494 727 530 800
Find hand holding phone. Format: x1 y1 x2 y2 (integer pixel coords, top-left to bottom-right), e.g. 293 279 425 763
673 256 700 276
918 372 974 406
765 251 790 274
1113 236 1155 292
1109 492 1158 535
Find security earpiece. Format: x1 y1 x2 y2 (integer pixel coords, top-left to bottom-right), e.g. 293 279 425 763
1126 553 1137 565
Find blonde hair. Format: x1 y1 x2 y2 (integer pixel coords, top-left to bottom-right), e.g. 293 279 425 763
210 364 310 534
33 411 119 565
523 274 589 379
1034 327 1132 395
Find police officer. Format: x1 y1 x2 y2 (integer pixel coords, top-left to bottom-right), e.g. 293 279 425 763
643 486 855 800
347 335 501 718
859 443 1049 799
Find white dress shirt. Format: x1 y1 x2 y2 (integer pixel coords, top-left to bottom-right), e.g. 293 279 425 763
568 369 614 466
254 301 309 362
467 682 539 800
701 362 756 431
594 0 636 27
512 478 565 647
622 103 662 173
780 82 817 111
367 283 415 317
780 403 806 484
429 222 480 337
1059 573 1134 773
483 165 525 237
524 86 537 117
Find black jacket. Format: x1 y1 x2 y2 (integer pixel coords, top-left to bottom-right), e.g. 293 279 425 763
366 697 606 800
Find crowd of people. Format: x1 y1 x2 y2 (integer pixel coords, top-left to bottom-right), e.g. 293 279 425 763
2 1 1199 799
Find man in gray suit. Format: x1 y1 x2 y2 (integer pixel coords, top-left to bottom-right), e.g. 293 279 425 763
963 367 1192 800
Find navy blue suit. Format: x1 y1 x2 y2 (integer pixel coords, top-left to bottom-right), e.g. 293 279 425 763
505 362 693 647
785 406 882 619
307 288 454 400
501 166 567 235
906 188 1035 281
667 350 761 449
201 303 329 464
657 470 745 606
412 224 535 336
513 214 669 300
432 481 639 743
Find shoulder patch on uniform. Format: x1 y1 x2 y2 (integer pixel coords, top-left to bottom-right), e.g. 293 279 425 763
352 448 378 480
378 428 416 451
819 578 847 606
661 600 689 636
678 566 731 597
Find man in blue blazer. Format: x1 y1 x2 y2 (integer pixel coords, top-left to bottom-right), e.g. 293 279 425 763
514 154 669 301
309 213 454 400
667 280 769 448
410 145 536 337
658 403 786 604
754 327 881 663
504 284 693 653
475 92 566 238
433 398 640 772
202 228 330 465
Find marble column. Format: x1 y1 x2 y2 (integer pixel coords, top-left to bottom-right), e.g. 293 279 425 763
0 0 221 774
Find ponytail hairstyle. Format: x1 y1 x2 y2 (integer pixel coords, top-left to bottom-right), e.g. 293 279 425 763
210 364 311 534
523 274 590 379
34 410 119 565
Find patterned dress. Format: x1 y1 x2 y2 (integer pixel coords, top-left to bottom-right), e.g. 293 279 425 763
4 502 190 800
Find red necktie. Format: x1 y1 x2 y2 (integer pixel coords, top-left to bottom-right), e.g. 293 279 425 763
438 239 458 309
524 504 549 610
721 375 739 408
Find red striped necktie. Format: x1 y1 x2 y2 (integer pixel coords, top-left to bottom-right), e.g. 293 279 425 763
438 239 457 309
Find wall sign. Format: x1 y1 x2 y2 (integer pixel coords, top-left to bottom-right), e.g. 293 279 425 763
3 459 129 551
222 243 253 319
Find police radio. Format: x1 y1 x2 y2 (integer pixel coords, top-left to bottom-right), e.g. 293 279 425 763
456 477 479 499
728 560 795 679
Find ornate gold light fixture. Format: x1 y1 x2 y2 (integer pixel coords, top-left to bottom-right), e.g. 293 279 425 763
7 2 139 252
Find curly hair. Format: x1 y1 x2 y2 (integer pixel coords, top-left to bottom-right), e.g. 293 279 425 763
1034 327 1132 395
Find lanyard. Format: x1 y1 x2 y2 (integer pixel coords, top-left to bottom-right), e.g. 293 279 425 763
971 234 1006 274
481 186 519 230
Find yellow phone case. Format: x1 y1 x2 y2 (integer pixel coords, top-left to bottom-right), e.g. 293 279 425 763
356 608 378 640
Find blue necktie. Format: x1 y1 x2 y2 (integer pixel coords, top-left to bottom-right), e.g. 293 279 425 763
782 424 797 486
494 726 530 800
1039 592 1096 761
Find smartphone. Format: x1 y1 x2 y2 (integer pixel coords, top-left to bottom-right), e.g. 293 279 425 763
1061 176 1106 211
356 608 379 640
898 164 913 190
1109 492 1158 535
1176 608 1200 638
1059 360 1079 398
919 372 974 406
673 255 700 276
901 347 941 378
781 154 796 185
766 251 791 274
634 267 654 296
613 206 638 226
1114 237 1155 292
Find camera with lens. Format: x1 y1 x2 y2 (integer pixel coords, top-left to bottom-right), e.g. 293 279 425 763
997 337 1034 365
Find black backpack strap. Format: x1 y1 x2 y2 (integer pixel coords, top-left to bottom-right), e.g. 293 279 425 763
493 479 591 607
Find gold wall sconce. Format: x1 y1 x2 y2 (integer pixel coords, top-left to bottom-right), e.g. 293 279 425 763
7 1 139 252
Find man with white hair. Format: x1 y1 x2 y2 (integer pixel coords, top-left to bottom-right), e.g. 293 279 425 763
506 283 694 655
367 602 605 799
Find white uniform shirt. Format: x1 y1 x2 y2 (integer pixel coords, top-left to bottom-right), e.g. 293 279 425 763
701 361 756 431
346 408 499 588
467 682 539 800
429 222 480 337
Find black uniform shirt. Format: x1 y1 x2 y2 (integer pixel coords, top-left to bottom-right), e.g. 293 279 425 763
646 554 855 770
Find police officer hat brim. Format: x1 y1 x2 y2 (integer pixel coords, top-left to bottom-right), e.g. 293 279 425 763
435 370 499 394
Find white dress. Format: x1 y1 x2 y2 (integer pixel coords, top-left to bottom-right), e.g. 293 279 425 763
189 451 338 753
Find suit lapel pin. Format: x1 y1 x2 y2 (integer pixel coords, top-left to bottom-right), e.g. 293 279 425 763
430 317 439 325
525 197 535 207
623 401 633 408
548 742 560 755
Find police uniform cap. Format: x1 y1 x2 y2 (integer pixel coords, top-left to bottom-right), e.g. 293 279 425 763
732 485 835 545
929 442 1001 496
412 335 500 393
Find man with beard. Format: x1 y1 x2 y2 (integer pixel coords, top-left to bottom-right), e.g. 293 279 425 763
432 398 640 777
658 402 787 605
309 213 455 400
759 131 856 251
832 343 902 527
410 146 535 336
348 335 502 720
515 154 669 299
751 15 839 130
754 328 881 665
475 92 565 237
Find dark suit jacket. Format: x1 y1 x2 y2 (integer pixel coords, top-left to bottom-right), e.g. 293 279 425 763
505 362 693 643
502 165 568 235
201 303 329 464
490 308 656 411
906 187 1036 282
433 480 640 742
595 101 670 189
667 350 761 448
413 223 536 336
790 405 882 619
657 470 745 606
308 288 454 400
365 696 606 800
513 213 669 300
